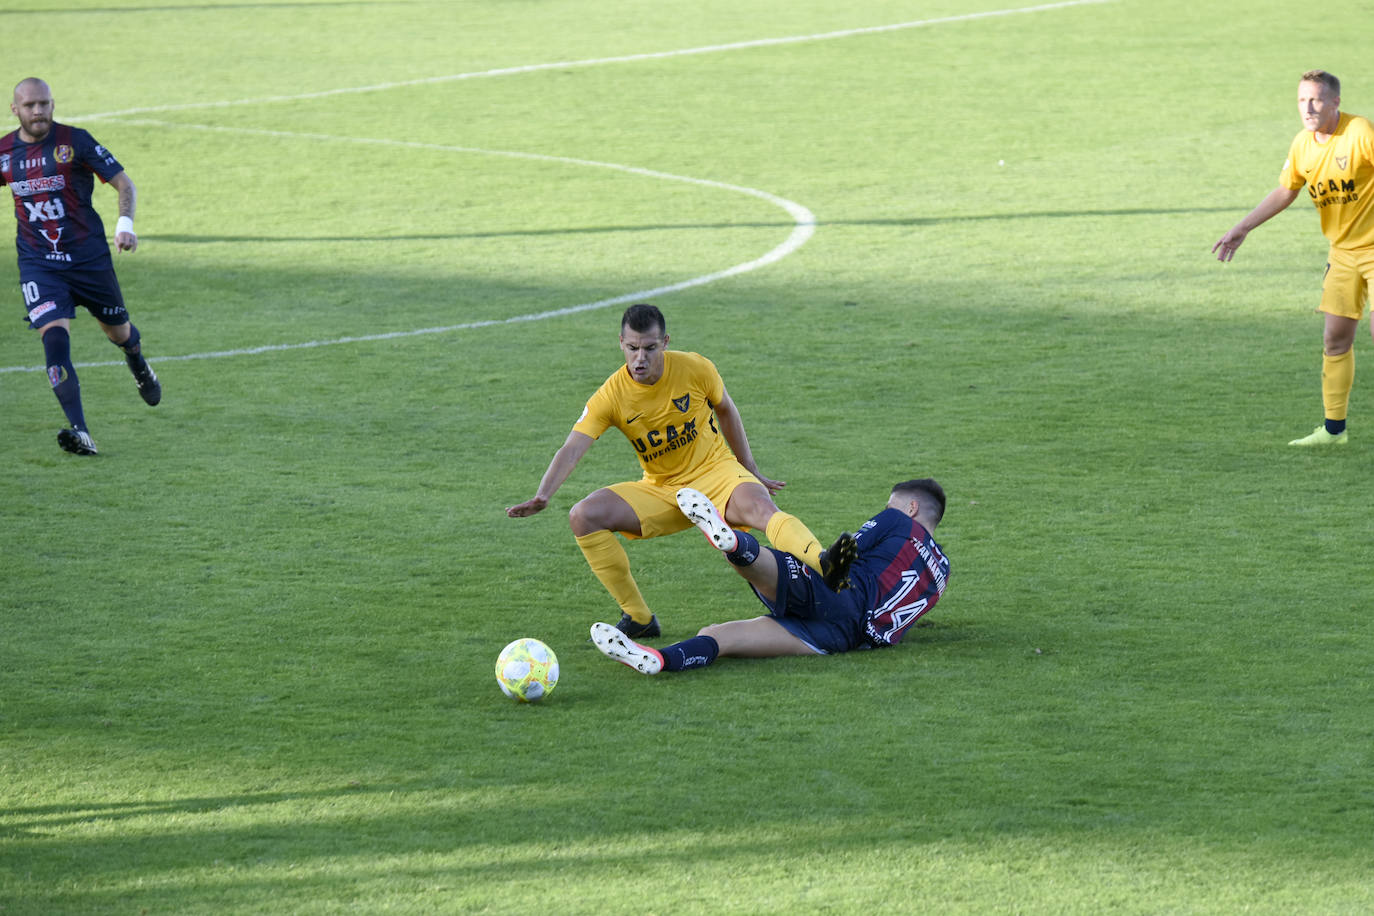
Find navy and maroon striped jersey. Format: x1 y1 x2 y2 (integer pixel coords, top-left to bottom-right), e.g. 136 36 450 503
848 507 950 646
0 123 124 269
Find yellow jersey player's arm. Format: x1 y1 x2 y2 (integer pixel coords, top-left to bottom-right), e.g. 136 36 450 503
712 387 785 493
1213 186 1302 262
506 430 595 518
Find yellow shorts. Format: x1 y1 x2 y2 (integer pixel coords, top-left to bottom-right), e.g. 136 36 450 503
1319 246 1374 320
609 459 762 540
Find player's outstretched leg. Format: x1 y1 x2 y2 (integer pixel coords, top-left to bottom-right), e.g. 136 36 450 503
676 487 737 552
57 427 98 456
614 612 661 639
590 622 663 675
819 532 857 591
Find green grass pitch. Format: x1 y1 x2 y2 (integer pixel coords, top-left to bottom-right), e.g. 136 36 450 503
1 0 1371 913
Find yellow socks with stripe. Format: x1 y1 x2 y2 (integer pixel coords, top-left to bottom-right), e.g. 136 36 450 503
574 530 653 625
1322 349 1354 434
764 511 825 576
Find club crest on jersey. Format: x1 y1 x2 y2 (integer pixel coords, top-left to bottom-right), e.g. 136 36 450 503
672 394 691 413
1336 156 1349 170
54 145 74 164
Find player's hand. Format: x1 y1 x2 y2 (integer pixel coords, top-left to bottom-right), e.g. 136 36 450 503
755 473 785 493
1211 227 1246 262
115 231 138 253
506 496 549 518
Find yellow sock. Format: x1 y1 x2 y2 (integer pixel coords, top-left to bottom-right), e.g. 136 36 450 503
1322 349 1354 422
764 511 825 575
574 530 652 623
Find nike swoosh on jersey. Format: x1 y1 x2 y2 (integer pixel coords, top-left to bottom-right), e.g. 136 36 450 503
626 414 642 424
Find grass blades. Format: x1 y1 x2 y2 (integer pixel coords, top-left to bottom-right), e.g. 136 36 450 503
2 1 1372 913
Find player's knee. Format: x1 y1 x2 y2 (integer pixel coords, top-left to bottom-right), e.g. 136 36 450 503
112 322 138 351
568 498 602 536
727 495 776 531
99 321 131 346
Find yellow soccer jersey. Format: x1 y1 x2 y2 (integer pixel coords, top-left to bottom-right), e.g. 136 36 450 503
573 350 735 485
1280 112 1374 249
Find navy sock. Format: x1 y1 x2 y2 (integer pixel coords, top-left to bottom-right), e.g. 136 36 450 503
725 530 760 567
116 323 150 375
1325 418 1347 435
118 323 140 354
660 635 719 672
42 327 86 430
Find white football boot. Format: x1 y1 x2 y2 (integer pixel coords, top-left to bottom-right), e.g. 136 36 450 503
590 622 663 675
675 487 737 552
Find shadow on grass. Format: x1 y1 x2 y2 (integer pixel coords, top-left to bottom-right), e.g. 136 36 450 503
0 781 411 836
5 781 1370 914
142 206 1246 245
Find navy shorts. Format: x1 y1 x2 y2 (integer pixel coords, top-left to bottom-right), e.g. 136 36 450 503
19 263 128 330
750 548 868 655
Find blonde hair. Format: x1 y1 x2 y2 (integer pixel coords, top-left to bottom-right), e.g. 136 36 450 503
1301 70 1340 96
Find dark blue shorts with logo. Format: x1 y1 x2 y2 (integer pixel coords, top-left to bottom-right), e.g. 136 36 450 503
19 262 128 330
749 548 869 655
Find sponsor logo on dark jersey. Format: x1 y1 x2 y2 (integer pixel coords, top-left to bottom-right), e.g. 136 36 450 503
9 174 66 196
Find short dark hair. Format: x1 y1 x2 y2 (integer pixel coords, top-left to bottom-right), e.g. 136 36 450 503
1301 70 1340 96
892 478 946 525
621 303 665 337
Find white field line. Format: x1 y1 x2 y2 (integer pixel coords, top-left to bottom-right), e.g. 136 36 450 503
0 0 1116 374
0 123 815 374
73 0 1115 121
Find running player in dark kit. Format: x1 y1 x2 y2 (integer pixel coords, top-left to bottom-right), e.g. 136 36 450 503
3 77 160 455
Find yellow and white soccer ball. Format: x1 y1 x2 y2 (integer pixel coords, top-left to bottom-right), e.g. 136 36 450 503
495 638 559 702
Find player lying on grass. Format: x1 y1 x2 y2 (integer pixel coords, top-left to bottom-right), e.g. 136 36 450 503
590 479 949 674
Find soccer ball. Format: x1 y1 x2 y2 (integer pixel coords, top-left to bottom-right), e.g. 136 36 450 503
495 638 559 702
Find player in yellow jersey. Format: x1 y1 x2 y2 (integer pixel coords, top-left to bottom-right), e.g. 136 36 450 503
1214 70 1374 446
507 303 855 638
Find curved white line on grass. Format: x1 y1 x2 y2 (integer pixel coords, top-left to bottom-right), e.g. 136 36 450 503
74 0 1115 120
0 123 814 374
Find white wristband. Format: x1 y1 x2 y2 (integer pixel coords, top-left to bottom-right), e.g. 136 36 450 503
116 216 135 236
